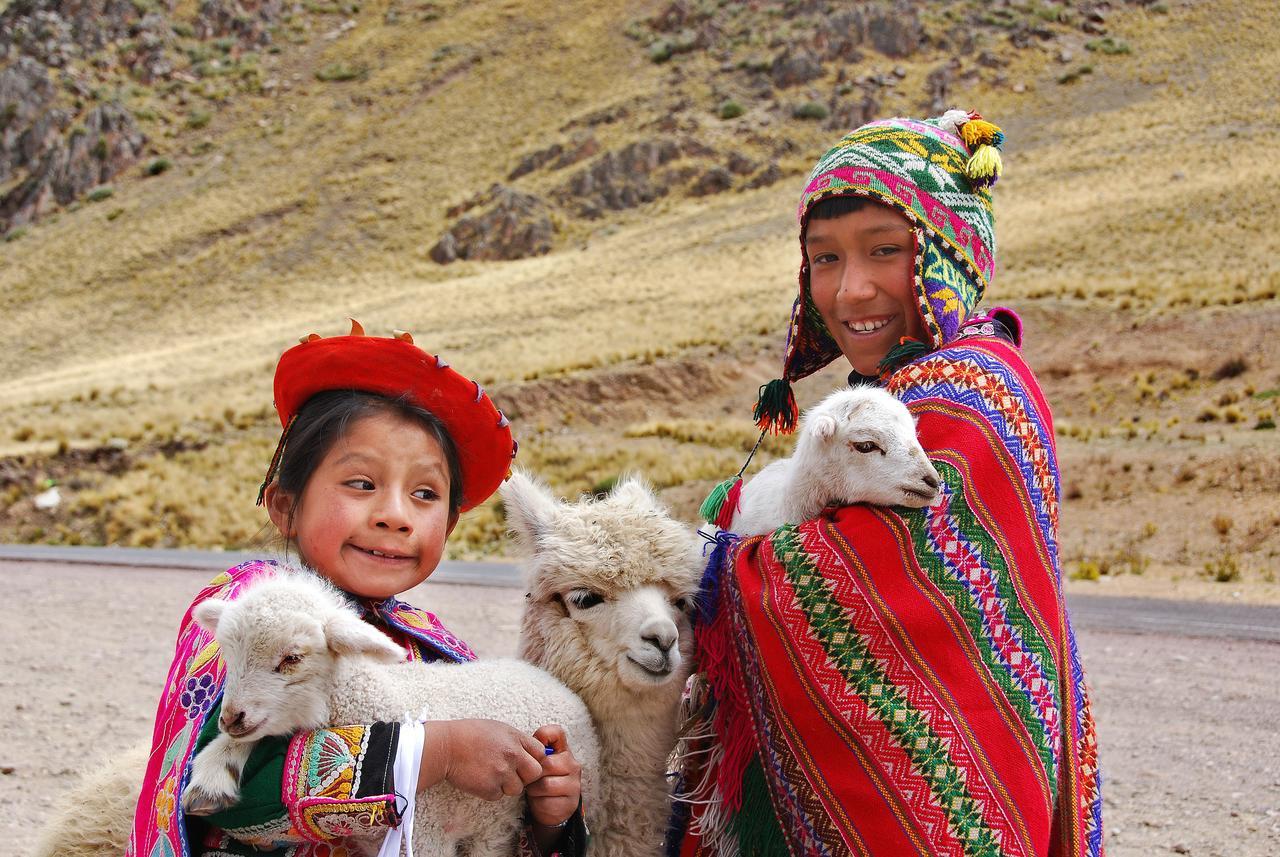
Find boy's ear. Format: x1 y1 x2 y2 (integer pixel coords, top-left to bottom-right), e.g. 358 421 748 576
192 599 228 634
263 483 296 537
325 610 405 663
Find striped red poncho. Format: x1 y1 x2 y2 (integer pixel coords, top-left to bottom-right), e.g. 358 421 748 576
672 332 1103 857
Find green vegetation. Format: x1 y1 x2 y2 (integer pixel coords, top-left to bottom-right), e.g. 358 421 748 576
718 99 745 119
315 62 368 82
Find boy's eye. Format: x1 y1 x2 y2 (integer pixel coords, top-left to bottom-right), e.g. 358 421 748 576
871 245 901 256
274 653 304 673
567 590 605 609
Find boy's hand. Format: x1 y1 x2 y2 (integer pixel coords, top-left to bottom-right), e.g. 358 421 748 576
526 724 583 828
419 719 545 801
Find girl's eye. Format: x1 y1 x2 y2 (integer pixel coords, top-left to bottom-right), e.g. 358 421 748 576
412 488 440 501
567 590 605 609
274 653 304 673
810 252 838 265
872 245 901 257
346 478 374 491
852 441 882 454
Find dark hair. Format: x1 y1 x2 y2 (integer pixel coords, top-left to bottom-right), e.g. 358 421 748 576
273 390 466 532
807 194 876 222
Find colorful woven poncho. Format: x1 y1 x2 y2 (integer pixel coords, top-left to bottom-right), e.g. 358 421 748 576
674 113 1102 856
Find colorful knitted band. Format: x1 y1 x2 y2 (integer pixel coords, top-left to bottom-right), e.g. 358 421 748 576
261 320 516 512
781 109 1003 388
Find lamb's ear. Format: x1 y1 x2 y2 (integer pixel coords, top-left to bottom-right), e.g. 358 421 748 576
809 414 839 441
324 611 405 663
500 469 560 549
192 598 228 634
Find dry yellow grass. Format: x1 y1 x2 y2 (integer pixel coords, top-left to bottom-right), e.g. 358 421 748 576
2 0 1277 582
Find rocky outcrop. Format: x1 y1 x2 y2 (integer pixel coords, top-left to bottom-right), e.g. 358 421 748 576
557 139 682 218
508 133 600 181
0 102 145 230
430 185 555 264
194 0 283 46
0 0 143 66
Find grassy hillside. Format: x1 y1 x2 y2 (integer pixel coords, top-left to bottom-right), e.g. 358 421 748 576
2 0 1277 598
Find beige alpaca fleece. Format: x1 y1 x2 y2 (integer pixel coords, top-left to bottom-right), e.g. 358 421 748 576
501 472 704 857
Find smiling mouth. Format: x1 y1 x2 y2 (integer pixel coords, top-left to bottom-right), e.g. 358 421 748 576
843 317 893 334
353 546 414 561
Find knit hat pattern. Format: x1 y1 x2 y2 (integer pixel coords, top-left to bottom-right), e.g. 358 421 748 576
781 110 1003 384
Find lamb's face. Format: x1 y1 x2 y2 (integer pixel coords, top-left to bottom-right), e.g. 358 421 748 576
801 387 941 509
192 574 405 741
501 472 702 696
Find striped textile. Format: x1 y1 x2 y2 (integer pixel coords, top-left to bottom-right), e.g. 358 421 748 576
673 334 1102 857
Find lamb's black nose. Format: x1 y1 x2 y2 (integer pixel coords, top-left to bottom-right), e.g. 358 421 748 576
923 472 940 491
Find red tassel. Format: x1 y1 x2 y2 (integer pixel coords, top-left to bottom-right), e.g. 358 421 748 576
714 478 743 531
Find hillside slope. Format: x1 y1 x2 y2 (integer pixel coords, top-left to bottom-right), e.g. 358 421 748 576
1 0 1276 598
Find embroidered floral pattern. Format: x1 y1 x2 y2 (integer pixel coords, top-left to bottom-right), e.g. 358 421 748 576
181 674 216 720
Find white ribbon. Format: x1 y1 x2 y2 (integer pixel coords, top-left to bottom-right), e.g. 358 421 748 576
377 712 427 857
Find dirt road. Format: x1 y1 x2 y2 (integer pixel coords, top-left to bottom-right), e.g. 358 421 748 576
1 561 1276 856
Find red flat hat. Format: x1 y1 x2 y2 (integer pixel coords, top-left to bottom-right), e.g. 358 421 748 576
262 322 515 513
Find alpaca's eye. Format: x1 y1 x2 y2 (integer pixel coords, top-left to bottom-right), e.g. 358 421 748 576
852 440 882 454
567 590 605 609
275 653 303 673
673 596 694 613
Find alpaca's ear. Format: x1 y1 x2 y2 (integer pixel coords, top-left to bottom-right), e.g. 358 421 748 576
810 414 839 441
610 473 660 509
325 611 405 663
192 599 228 634
500 469 560 549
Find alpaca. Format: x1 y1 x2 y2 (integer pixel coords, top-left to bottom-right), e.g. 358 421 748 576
499 471 704 857
730 386 941 536
183 569 601 857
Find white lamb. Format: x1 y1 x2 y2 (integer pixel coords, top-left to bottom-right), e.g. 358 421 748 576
500 472 703 857
729 386 942 536
183 569 601 857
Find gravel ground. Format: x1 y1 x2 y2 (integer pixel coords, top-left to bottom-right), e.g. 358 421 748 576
1 561 1277 856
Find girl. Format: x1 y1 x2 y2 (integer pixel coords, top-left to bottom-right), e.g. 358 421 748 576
675 112 1103 856
127 324 585 857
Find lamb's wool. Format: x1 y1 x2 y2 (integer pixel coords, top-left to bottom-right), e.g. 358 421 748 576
125 559 475 857
190 570 600 857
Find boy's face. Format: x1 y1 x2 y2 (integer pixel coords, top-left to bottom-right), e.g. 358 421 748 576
805 202 924 376
266 410 457 599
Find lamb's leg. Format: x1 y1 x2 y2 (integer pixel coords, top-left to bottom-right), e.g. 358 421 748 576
182 733 254 816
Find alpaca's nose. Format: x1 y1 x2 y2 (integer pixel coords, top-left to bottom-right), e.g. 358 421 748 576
642 630 676 654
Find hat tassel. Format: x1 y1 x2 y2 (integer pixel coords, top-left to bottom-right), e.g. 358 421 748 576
753 378 798 435
700 476 745 530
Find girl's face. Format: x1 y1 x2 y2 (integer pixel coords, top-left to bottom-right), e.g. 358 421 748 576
265 411 457 599
805 203 924 375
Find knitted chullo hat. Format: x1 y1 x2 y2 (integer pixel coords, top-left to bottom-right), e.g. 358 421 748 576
753 108 1005 435
702 109 1004 527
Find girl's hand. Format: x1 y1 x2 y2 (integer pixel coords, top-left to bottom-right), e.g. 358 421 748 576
418 719 545 801
526 724 582 828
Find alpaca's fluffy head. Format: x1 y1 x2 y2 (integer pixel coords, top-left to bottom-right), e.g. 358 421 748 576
193 571 404 741
797 386 941 508
501 471 703 696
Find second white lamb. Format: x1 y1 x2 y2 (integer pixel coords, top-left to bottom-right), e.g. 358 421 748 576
730 386 941 536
